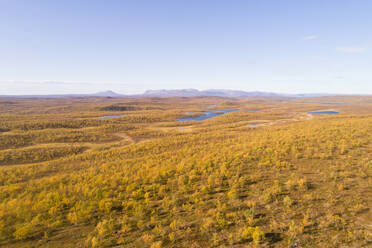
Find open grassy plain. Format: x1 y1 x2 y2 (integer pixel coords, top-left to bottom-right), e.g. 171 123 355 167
0 96 371 247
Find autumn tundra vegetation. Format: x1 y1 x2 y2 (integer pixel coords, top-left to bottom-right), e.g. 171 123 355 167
0 96 371 247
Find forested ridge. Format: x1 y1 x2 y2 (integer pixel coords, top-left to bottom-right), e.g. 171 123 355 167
0 97 371 247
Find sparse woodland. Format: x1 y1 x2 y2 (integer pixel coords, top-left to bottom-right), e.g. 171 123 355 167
0 97 371 247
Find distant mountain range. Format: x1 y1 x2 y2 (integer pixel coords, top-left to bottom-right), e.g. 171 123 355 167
91 90 124 97
143 89 339 98
142 89 284 97
0 89 340 98
0 90 123 98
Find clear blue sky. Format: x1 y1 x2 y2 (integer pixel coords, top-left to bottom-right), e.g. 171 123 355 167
1 0 372 95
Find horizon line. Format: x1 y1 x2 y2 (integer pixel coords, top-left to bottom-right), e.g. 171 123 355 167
0 89 371 97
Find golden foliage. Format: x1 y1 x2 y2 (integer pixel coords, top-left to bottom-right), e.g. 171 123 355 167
0 96 371 247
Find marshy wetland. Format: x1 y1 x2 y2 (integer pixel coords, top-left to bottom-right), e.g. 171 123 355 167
0 96 371 247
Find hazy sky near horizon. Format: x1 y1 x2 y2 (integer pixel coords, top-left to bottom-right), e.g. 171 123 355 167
1 0 372 95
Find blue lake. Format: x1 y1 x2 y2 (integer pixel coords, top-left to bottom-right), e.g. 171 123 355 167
98 115 126 119
207 104 217 108
315 102 344 105
178 109 258 122
178 110 238 122
307 111 339 114
248 124 261 127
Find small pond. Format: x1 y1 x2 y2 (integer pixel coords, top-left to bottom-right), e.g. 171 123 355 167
178 110 237 122
248 124 261 127
178 109 259 122
307 111 339 115
98 115 126 119
207 104 217 108
314 102 344 105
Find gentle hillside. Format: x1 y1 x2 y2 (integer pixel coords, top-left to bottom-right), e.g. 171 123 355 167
0 97 371 247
